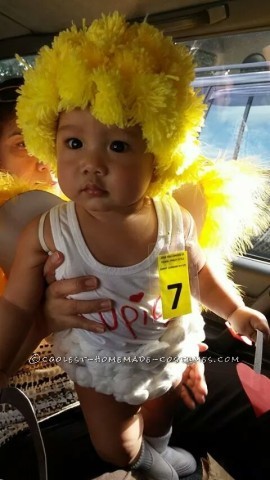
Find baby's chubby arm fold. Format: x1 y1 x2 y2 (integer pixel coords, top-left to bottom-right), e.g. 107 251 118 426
0 215 48 382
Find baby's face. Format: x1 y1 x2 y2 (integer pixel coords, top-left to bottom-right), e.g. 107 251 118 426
0 116 53 185
56 109 155 214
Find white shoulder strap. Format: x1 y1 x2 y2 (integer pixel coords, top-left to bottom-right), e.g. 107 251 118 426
38 212 50 253
169 196 185 251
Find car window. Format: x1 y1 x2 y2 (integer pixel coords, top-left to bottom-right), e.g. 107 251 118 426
0 55 35 80
196 80 270 262
199 87 248 160
238 91 270 164
199 84 270 166
181 31 270 262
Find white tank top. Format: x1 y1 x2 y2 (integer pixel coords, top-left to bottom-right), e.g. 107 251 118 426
39 196 202 351
39 196 205 403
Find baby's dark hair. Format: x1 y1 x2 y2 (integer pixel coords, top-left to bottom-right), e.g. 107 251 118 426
0 77 24 134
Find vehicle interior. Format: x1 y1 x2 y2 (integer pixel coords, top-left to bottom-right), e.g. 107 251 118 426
0 1 270 479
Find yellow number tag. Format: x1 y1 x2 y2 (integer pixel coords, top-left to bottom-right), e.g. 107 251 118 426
158 251 192 320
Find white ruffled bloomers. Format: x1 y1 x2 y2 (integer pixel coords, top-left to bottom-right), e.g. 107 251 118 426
52 310 205 405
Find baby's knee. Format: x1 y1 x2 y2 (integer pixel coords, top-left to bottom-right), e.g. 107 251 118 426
94 437 141 468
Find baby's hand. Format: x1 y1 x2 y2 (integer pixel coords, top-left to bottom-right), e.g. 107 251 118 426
180 361 208 410
228 305 270 343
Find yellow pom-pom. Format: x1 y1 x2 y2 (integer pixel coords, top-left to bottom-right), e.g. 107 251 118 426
17 11 205 195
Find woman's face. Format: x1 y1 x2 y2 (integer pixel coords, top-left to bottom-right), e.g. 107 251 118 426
0 115 53 185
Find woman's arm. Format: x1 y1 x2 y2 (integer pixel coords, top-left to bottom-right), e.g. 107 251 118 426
0 216 47 381
5 251 112 376
0 297 35 375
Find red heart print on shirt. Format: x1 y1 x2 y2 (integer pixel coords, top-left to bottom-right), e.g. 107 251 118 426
129 292 144 303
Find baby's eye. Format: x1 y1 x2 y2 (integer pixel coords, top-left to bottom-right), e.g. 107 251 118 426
110 141 129 153
17 141 26 149
66 138 83 149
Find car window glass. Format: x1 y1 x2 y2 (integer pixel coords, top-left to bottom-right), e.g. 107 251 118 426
0 55 35 80
181 31 270 262
199 91 248 160
238 94 270 166
199 87 270 167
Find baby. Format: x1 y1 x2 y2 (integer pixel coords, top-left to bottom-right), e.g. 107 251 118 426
0 12 269 480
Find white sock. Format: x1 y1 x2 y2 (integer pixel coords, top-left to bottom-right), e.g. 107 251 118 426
131 439 179 480
144 427 197 477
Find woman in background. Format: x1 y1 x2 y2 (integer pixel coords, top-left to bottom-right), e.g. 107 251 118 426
0 77 52 184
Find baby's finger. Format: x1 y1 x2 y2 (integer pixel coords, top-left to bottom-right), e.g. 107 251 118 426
183 363 208 399
180 383 196 410
198 342 208 353
251 315 270 341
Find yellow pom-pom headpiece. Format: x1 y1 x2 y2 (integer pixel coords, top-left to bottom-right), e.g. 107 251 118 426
16 12 205 197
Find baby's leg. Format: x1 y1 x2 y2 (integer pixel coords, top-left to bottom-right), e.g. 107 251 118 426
142 361 207 435
142 382 198 477
76 384 178 480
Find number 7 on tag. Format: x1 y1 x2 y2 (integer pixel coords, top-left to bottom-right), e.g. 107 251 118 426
158 251 192 320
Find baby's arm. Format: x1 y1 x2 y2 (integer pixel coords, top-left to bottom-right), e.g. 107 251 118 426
180 205 269 342
198 264 269 342
0 216 48 381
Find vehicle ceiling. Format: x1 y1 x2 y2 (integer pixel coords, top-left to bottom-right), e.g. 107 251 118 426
0 0 270 58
